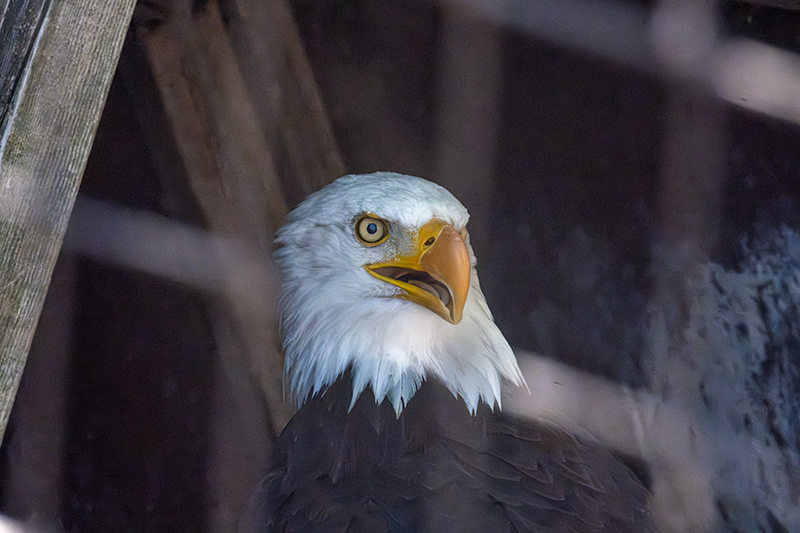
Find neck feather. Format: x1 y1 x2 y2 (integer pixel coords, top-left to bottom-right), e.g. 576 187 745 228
281 276 525 415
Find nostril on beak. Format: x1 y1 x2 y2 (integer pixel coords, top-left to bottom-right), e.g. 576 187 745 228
424 237 435 247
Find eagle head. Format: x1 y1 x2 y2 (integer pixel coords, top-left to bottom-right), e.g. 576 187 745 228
274 172 524 414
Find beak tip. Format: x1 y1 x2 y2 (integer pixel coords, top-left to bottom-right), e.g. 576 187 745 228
367 220 471 325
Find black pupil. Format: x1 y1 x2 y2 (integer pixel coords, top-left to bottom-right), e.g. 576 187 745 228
367 222 377 234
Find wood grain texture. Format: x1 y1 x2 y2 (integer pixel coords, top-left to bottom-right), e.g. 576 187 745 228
136 0 291 432
133 0 339 437
0 0 48 129
133 3 308 528
221 0 345 208
0 0 136 442
136 0 288 245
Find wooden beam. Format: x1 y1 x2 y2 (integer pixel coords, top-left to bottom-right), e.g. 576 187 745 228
131 2 343 527
134 0 288 243
221 0 345 207
132 0 345 435
133 0 292 434
0 0 135 441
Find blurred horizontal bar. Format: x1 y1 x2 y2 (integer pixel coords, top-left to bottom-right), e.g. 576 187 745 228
447 0 800 125
446 0 653 71
507 349 716 530
711 39 800 125
63 195 274 295
0 513 47 533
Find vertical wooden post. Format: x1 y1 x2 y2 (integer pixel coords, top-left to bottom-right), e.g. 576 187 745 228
0 0 136 441
433 4 504 259
649 3 726 530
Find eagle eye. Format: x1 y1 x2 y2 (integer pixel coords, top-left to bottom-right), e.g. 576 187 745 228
356 215 389 245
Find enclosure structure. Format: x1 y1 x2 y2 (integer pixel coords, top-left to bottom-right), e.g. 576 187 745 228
2 0 800 531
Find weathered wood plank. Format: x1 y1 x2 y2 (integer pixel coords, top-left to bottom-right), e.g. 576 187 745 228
0 0 136 441
134 0 288 244
0 0 48 129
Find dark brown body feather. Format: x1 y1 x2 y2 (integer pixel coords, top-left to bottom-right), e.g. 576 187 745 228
250 375 654 533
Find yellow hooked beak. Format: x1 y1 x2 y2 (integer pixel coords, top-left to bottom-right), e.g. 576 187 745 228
365 219 470 324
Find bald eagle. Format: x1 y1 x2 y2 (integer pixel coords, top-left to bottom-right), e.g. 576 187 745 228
252 173 653 532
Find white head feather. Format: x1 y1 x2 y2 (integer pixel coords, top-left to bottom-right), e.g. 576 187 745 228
274 172 525 415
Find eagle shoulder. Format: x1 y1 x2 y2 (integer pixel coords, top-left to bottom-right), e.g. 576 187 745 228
252 375 654 533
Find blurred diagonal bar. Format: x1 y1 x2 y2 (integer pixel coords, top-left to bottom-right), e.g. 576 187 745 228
447 0 800 126
711 39 800 125
64 195 274 294
507 350 716 533
445 0 653 71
